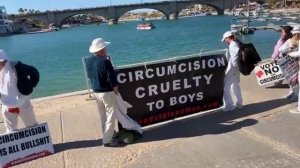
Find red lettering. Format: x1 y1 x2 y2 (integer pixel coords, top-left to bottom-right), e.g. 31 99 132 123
185 107 192 113
213 102 219 107
170 112 175 117
143 118 148 125
154 116 159 122
162 113 167 119
149 116 153 123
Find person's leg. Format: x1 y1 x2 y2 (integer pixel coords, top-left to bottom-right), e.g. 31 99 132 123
285 84 295 99
94 93 107 136
223 75 234 111
2 105 18 133
101 92 117 144
232 80 243 108
19 100 38 128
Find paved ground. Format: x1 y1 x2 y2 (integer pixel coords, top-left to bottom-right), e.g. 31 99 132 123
1 73 300 168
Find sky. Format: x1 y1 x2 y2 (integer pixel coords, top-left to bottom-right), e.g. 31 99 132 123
0 0 163 14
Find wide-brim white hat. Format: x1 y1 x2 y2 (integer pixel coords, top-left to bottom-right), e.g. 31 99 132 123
221 31 234 42
89 38 110 53
291 25 300 34
0 50 8 62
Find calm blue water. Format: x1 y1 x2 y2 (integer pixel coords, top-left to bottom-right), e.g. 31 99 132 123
0 16 281 98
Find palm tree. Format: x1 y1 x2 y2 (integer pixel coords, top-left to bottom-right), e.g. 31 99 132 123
18 8 24 14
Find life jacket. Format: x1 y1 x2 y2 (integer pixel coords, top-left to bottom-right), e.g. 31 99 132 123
237 41 261 76
11 61 40 95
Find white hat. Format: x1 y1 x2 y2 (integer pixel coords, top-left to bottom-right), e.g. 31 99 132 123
89 38 110 53
291 25 300 34
0 50 8 62
221 31 234 42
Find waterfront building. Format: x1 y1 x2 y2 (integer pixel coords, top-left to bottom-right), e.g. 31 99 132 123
0 6 10 34
0 6 27 35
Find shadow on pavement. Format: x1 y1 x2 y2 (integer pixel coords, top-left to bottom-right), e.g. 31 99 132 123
54 139 102 153
53 98 290 151
266 84 289 89
138 98 290 143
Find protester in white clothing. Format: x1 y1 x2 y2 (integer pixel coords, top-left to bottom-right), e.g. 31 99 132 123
0 50 37 133
85 38 142 147
278 25 300 101
288 39 300 113
221 31 243 111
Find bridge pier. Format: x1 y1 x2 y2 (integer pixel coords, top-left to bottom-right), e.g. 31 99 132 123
108 19 118 25
169 13 178 20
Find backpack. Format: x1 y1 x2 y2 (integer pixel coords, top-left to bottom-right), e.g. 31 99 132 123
12 61 40 95
237 42 261 76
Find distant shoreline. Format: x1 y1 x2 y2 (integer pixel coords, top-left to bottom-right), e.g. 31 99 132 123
269 8 300 13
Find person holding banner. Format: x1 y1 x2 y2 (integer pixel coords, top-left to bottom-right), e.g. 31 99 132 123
288 38 300 113
271 26 292 86
0 50 38 133
271 26 293 61
221 31 243 111
278 25 300 101
85 38 142 147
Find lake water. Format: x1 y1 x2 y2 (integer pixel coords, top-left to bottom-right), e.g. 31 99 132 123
0 15 282 98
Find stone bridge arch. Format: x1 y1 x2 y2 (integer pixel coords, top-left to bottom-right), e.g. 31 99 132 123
116 7 169 21
56 11 107 27
56 10 110 27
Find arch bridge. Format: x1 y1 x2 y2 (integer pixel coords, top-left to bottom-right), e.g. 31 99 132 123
11 0 245 27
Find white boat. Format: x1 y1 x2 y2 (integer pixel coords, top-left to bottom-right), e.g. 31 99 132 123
231 18 254 35
269 17 282 21
136 23 155 30
284 16 298 20
287 22 300 26
27 27 57 34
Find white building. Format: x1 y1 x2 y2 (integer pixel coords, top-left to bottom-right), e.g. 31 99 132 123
0 6 11 34
0 6 27 35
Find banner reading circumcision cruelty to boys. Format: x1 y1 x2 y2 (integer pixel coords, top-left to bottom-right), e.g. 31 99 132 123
116 50 227 126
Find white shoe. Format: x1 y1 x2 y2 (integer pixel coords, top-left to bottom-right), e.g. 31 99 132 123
223 107 235 112
289 109 300 114
284 92 295 99
235 104 243 109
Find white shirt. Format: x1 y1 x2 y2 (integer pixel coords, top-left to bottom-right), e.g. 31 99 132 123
0 61 30 107
279 39 298 55
226 41 240 74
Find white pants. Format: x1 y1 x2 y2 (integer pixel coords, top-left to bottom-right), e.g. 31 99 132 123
289 85 299 96
1 100 37 133
94 91 141 144
223 71 242 110
297 73 300 111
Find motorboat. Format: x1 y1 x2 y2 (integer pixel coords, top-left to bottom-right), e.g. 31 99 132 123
287 22 300 27
231 17 254 35
136 22 155 30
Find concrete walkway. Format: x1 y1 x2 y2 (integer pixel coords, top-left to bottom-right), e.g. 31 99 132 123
1 73 300 168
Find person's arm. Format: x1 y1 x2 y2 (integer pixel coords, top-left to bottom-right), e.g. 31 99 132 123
271 39 283 60
279 40 290 54
230 43 240 67
105 59 119 95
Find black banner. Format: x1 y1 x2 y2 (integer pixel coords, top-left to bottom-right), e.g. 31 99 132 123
116 51 227 126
